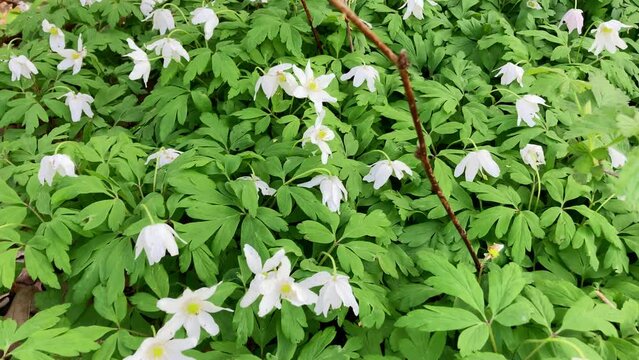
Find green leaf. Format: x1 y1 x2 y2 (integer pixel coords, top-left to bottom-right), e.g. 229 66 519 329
0 178 22 204
24 247 59 289
13 304 69 342
144 265 170 298
0 248 17 289
559 297 619 337
79 200 113 230
457 323 489 355
298 328 336 360
417 250 484 313
493 300 533 326
396 306 483 331
340 210 390 239
488 263 528 315
280 301 307 344
297 221 335 244
523 286 555 331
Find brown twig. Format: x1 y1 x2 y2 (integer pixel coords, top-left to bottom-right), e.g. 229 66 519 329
328 0 482 273
594 289 617 308
300 0 324 54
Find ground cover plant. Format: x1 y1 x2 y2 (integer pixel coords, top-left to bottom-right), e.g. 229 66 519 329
1 0 639 358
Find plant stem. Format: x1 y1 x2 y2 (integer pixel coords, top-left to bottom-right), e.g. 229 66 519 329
140 204 155 224
534 168 542 211
488 323 498 352
344 1 354 52
300 0 324 54
152 158 160 191
328 0 482 273
528 170 536 210
24 201 45 223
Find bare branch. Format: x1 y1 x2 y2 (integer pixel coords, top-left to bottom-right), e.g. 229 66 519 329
328 0 482 273
300 0 324 54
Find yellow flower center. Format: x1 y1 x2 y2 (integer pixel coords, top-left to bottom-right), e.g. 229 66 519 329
151 345 164 358
488 248 501 259
277 73 286 82
71 52 81 60
308 81 318 91
186 302 200 315
602 26 614 34
50 27 59 35
318 129 328 140
280 283 292 294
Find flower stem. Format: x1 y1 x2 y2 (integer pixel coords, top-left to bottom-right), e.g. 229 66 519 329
527 170 536 211
490 87 521 99
320 251 338 274
283 167 332 185
162 2 189 22
533 168 542 211
488 324 498 352
152 158 160 191
369 149 391 161
141 204 155 224
167 28 189 38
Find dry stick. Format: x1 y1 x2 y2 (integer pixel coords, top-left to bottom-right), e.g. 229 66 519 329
344 1 354 52
328 0 483 273
300 0 324 54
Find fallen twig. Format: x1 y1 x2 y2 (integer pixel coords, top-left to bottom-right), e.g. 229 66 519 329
328 0 482 273
300 0 324 54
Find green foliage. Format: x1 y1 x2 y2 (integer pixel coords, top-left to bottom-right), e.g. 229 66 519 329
1 0 639 359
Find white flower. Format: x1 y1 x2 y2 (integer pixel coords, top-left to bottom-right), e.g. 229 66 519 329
340 65 379 92
363 159 413 189
135 223 180 265
302 111 335 164
484 243 504 260
401 0 436 20
17 1 30 11
146 38 190 68
298 175 347 213
8 55 38 82
254 63 298 99
38 154 78 186
238 174 276 196
608 147 627 168
79 0 102 6
63 91 94 122
495 62 524 86
292 61 337 113
191 7 219 41
560 9 584 34
140 0 162 16
589 20 632 56
125 38 151 86
41 20 65 51
123 329 196 360
255 256 317 317
515 94 545 127
157 284 232 339
146 148 182 168
402 0 424 20
526 0 541 10
148 9 175 35
520 144 545 170
454 150 500 182
300 271 359 316
57 35 87 75
240 244 286 308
